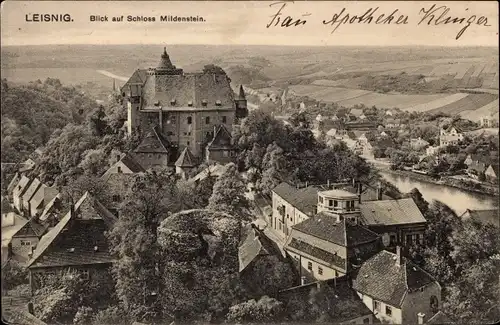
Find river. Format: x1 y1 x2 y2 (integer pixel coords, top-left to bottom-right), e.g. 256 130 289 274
380 171 498 214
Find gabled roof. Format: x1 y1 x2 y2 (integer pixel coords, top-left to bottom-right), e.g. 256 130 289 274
206 124 233 150
120 153 146 172
30 183 48 212
21 178 42 204
175 147 197 167
353 250 437 307
360 198 427 225
460 209 499 227
121 69 148 93
13 218 47 238
28 192 117 268
39 194 62 222
189 163 228 183
134 126 170 154
292 212 380 247
238 226 282 272
13 176 32 197
272 182 319 216
6 173 20 194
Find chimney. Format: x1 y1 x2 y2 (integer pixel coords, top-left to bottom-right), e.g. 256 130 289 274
316 281 322 290
327 179 330 188
116 154 121 162
417 312 425 324
70 203 75 218
301 276 307 286
396 246 403 266
377 181 383 200
358 182 363 203
159 106 163 130
28 302 34 315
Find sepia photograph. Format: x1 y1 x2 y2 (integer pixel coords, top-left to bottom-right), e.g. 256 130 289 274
1 1 499 324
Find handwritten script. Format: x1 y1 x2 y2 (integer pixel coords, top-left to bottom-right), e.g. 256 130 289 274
266 2 492 40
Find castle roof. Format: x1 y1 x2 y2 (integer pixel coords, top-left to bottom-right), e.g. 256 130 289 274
237 85 246 100
141 72 235 110
175 147 197 167
157 47 175 70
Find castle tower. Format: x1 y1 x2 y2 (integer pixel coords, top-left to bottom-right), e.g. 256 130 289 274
317 189 361 224
235 85 248 119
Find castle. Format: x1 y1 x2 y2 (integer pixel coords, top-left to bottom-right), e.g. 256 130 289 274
120 47 248 169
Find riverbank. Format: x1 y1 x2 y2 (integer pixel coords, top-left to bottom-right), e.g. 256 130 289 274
380 168 499 197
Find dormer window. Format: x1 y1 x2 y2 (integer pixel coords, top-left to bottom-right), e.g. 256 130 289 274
201 99 208 107
67 248 75 253
215 100 222 106
170 99 176 106
188 101 193 107
154 101 160 106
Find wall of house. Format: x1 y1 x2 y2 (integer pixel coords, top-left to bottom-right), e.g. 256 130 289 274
288 252 345 281
401 282 441 324
134 152 170 170
340 314 374 324
107 161 135 175
11 236 39 262
206 148 235 164
272 193 312 237
356 292 402 324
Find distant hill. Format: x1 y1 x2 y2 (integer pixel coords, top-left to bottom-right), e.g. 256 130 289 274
1 78 99 162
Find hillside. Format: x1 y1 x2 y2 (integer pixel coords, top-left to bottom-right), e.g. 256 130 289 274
1 78 99 162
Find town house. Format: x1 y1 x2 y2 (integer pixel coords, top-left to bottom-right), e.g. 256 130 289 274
353 247 441 324
284 189 380 281
27 191 117 295
439 126 464 147
12 175 32 214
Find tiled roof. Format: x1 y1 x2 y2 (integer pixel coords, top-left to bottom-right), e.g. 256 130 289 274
134 126 170 154
287 238 346 269
13 218 47 238
360 198 427 225
28 192 117 268
6 173 20 194
272 182 319 216
292 213 379 247
141 73 235 110
121 69 148 94
238 227 280 272
30 183 48 212
461 209 499 227
39 194 61 222
175 147 197 167
280 277 374 323
121 152 146 172
13 176 32 198
206 124 233 150
353 250 436 307
21 178 42 205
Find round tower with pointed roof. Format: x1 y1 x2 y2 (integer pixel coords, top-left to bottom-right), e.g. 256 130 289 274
149 46 183 76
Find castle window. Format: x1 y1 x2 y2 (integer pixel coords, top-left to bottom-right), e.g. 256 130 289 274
112 195 120 202
307 261 312 270
318 196 323 204
187 141 190 146
117 166 122 173
215 100 222 106
170 99 176 106
385 306 392 316
81 270 90 280
187 116 192 124
188 101 193 107
222 116 227 123
201 100 208 107
318 266 323 275
205 116 210 124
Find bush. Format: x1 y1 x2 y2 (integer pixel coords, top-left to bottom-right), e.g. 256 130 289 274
226 296 285 323
1 260 29 291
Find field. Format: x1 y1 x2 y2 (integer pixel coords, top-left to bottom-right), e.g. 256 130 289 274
1 44 498 114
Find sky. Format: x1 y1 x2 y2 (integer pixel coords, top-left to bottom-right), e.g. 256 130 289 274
1 1 498 47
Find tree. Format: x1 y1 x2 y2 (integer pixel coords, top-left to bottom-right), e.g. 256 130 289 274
409 188 429 215
256 143 286 196
88 105 110 136
226 296 285 323
1 260 29 291
208 163 249 219
108 170 182 322
157 209 246 322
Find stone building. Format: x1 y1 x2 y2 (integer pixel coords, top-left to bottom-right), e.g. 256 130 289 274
121 47 248 167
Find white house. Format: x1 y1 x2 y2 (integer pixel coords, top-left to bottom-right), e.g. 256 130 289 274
353 248 442 324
